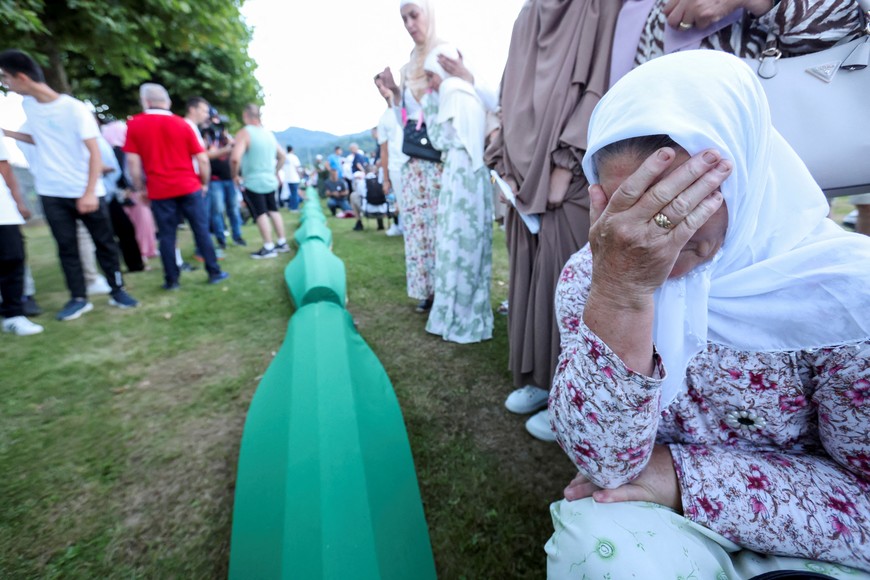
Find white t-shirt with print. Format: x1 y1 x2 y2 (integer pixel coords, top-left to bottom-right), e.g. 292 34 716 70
21 94 105 199
0 138 24 226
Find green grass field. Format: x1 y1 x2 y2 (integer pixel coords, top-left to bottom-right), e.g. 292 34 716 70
0 206 574 579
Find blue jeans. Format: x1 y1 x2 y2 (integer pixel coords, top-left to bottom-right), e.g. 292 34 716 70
207 180 228 245
285 182 300 210
151 192 221 283
210 180 243 242
327 196 352 214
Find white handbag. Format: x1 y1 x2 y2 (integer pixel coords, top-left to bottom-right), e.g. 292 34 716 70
742 7 870 196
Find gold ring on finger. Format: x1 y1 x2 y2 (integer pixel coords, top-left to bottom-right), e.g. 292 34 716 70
678 21 693 30
654 212 674 229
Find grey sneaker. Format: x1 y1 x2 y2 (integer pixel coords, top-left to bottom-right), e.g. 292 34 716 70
250 247 278 259
274 242 291 253
108 289 139 309
56 299 94 321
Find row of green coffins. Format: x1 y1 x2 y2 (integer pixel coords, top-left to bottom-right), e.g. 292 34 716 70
229 198 437 579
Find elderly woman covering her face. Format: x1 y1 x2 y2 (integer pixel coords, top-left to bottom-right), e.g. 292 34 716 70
546 50 870 579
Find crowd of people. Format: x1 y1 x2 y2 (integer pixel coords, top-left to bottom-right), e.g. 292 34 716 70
2 0 870 577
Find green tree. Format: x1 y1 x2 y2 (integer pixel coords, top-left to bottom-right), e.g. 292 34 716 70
0 0 261 123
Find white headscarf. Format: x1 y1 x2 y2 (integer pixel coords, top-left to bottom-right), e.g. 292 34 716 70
424 44 486 170
581 50 870 408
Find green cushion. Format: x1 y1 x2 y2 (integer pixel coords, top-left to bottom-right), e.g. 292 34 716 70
229 302 436 580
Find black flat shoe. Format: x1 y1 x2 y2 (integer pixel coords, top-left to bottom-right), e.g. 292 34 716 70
414 296 434 313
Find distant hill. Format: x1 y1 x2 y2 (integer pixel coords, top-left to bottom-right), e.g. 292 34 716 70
273 127 337 150
274 127 377 168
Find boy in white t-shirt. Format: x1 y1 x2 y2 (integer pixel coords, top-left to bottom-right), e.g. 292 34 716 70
0 49 138 321
0 136 43 335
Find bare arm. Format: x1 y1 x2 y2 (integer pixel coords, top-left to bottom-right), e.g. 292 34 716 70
207 143 233 160
126 152 145 192
77 138 101 214
0 160 30 219
380 142 391 191
1 129 34 145
275 144 286 174
230 129 249 184
195 152 210 188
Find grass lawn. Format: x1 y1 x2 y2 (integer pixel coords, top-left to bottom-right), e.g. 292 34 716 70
0 204 574 579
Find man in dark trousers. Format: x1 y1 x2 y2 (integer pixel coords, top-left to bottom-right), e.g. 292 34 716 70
124 83 229 290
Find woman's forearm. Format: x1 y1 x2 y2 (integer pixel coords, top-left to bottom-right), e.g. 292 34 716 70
672 444 870 570
583 282 656 376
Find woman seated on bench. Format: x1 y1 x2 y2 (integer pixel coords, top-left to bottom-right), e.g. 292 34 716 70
547 51 870 579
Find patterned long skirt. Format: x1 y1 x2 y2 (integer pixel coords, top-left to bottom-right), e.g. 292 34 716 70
425 150 493 343
400 157 441 301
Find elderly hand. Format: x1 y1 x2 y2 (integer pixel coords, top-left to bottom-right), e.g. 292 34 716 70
564 445 683 512
587 147 729 299
379 67 400 96
664 0 773 30
437 51 474 84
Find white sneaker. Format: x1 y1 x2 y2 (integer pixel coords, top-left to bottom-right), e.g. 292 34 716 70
385 224 403 237
87 275 112 295
525 409 556 442
504 385 549 414
2 316 44 336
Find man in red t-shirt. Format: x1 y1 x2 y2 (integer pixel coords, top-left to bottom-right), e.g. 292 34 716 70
124 83 228 289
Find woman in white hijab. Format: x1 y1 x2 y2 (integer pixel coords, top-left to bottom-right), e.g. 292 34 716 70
546 50 870 578
421 44 493 344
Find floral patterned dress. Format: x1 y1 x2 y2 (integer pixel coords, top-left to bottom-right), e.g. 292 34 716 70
421 94 493 344
548 246 870 577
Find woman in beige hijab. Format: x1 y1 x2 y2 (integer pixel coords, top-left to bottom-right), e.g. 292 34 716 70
378 0 444 313
485 0 620 441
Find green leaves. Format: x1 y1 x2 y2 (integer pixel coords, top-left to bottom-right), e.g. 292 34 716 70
0 0 261 124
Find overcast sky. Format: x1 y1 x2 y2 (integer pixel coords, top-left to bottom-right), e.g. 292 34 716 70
0 0 526 163
243 0 525 135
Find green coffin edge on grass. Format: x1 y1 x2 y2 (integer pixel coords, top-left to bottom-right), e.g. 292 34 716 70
228 302 436 580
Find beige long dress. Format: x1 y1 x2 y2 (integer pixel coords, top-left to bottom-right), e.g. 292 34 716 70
486 0 619 390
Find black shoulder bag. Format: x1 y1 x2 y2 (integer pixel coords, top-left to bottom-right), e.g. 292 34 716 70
401 91 442 163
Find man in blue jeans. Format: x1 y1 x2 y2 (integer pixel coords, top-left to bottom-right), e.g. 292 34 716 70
204 110 246 246
124 83 229 289
324 169 351 216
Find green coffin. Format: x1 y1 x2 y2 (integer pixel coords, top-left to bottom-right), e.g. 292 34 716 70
302 200 325 216
284 240 346 308
299 211 327 225
294 219 333 248
228 302 436 580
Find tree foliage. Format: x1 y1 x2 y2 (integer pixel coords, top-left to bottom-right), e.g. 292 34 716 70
0 0 262 125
